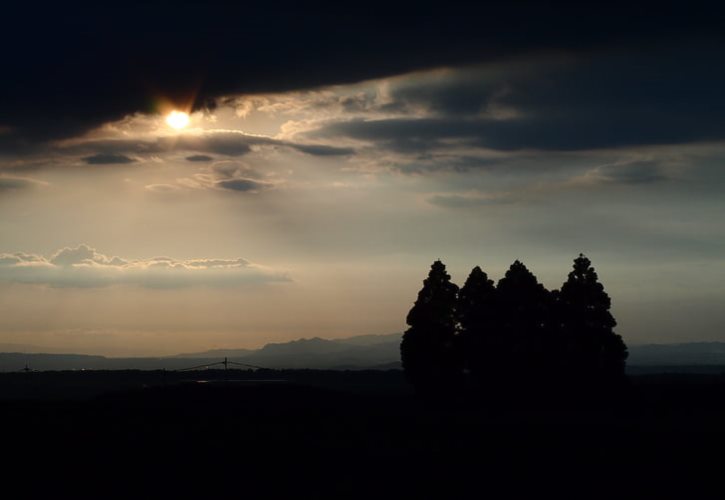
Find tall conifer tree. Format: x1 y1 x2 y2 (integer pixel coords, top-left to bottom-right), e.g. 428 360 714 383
457 266 497 383
400 260 459 391
495 260 554 377
557 254 628 377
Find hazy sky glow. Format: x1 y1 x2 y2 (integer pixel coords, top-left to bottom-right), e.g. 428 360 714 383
1 5 724 355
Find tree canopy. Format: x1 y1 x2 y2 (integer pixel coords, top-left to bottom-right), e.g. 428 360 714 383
400 260 459 391
457 266 498 383
401 255 628 398
557 254 628 377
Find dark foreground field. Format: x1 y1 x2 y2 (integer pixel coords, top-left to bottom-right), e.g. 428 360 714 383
1 369 724 499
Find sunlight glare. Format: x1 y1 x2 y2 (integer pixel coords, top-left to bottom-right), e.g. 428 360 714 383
166 110 190 130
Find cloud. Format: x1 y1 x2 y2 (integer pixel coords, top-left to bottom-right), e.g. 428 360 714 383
171 133 252 156
289 144 354 156
186 155 214 162
144 183 183 194
15 45 723 178
395 155 506 174
215 178 269 193
165 160 274 195
83 153 135 165
0 175 46 192
428 192 516 208
206 161 272 193
426 156 676 209
0 245 289 288
304 47 725 154
58 133 255 160
2 4 723 145
590 160 669 185
64 130 353 161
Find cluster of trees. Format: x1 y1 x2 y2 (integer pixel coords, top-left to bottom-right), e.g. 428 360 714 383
400 255 628 395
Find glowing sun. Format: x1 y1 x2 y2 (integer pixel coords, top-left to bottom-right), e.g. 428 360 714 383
166 110 190 129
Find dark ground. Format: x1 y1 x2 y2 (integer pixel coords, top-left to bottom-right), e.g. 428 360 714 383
1 369 724 499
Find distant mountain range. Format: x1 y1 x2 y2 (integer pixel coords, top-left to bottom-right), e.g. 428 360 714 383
0 333 404 372
174 333 403 369
1 335 725 372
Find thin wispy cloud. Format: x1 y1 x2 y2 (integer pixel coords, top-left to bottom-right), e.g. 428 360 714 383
0 175 47 192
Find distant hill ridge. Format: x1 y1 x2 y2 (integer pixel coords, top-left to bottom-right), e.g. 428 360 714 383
1 336 725 372
0 333 403 371
175 333 402 358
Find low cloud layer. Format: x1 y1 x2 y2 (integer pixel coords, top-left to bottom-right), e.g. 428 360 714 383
0 245 289 288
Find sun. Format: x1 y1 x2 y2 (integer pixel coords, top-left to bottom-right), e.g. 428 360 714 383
165 110 190 130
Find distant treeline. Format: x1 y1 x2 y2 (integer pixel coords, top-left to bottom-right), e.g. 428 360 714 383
401 255 628 395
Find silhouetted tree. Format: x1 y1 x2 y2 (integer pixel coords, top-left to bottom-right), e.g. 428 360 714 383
557 254 628 378
400 260 459 392
457 266 497 385
495 260 555 381
401 256 629 403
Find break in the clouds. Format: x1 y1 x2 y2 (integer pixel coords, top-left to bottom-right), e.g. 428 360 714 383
0 245 289 288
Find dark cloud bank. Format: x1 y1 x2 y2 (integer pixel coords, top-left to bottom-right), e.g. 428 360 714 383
311 45 725 153
2 2 724 149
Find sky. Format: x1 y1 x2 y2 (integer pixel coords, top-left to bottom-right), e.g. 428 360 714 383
1 3 724 356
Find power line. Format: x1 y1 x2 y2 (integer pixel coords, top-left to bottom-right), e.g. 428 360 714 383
175 357 267 372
